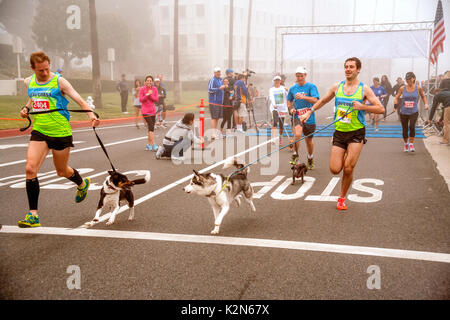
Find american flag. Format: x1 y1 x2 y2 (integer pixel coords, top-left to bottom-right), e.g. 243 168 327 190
430 0 446 65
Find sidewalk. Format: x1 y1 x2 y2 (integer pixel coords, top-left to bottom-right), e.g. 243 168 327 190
423 134 450 193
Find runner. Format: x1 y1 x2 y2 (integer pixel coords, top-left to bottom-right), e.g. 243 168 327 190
393 72 429 152
369 77 388 132
287 66 320 170
300 57 384 211
269 75 289 146
18 51 99 228
139 75 159 151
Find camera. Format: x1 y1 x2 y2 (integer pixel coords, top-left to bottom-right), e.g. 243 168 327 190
242 69 256 79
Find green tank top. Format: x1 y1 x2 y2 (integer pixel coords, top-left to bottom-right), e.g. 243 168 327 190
334 81 366 132
28 74 71 137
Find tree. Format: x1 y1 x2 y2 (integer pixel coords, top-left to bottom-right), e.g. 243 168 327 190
31 0 91 75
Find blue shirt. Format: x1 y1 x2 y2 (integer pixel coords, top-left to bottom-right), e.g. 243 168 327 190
287 82 320 125
208 76 224 106
370 85 387 105
234 79 248 104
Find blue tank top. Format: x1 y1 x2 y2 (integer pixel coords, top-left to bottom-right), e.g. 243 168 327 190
400 85 418 115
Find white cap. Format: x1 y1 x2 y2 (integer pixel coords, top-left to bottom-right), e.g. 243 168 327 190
295 66 307 74
213 67 221 72
154 78 160 82
273 75 282 81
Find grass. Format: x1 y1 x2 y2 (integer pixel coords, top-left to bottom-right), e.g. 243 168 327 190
0 90 207 130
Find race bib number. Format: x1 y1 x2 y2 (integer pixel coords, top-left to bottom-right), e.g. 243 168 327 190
336 107 352 124
404 101 414 108
278 111 287 117
32 98 50 111
297 108 310 116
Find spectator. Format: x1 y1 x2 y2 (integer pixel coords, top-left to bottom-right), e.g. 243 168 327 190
220 78 234 137
56 68 63 75
156 113 204 160
381 75 393 121
392 77 404 120
139 75 159 151
132 79 143 129
117 74 129 114
208 67 225 139
154 78 167 128
157 74 168 127
224 69 236 130
234 73 248 133
429 70 450 145
369 77 388 131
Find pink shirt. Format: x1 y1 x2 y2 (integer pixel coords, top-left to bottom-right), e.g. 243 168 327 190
139 85 159 115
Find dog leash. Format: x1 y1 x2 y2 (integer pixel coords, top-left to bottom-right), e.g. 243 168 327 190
226 105 354 179
20 107 117 172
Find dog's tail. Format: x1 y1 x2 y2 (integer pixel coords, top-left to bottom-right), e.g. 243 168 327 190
131 171 150 185
223 157 250 176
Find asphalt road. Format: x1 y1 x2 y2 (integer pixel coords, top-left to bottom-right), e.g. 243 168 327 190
0 114 449 300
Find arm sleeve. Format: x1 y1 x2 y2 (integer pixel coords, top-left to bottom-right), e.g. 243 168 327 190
310 84 320 99
208 78 219 94
287 88 294 102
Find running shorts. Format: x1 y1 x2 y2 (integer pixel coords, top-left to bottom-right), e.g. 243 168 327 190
30 130 74 150
332 127 367 150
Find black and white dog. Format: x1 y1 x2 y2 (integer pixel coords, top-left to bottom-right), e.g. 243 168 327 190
93 170 150 226
183 158 256 235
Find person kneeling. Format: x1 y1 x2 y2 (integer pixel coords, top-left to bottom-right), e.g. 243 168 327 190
156 113 204 160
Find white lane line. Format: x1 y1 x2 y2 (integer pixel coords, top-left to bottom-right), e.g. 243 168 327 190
1 225 449 264
79 136 278 228
0 136 147 168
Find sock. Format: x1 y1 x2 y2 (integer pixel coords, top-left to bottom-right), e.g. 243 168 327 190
26 177 40 211
308 154 313 159
68 168 83 186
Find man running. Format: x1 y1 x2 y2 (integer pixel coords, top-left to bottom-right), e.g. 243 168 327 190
18 51 99 227
287 66 319 169
300 57 384 211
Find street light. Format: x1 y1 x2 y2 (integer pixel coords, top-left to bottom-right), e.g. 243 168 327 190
107 48 115 81
12 36 23 79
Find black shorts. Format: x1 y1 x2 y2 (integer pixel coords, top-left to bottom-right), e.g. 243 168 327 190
30 130 74 151
143 115 156 132
332 127 367 150
293 118 316 137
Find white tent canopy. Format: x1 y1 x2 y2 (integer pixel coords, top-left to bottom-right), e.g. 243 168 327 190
284 30 429 60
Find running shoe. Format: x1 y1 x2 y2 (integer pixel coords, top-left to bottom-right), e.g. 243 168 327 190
307 157 314 170
152 144 159 151
75 178 90 203
289 154 299 165
145 144 152 151
409 144 415 152
403 144 409 152
337 197 347 211
18 213 40 228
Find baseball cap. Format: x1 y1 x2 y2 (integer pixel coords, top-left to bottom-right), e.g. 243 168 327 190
226 68 234 74
295 66 307 74
56 68 62 73
154 78 161 82
214 67 221 72
273 75 282 81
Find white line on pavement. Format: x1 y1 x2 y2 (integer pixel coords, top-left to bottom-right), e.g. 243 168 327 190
79 136 278 228
1 225 449 264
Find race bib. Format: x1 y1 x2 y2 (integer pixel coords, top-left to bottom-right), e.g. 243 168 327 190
297 108 310 116
336 107 352 124
32 98 50 111
404 101 414 108
278 111 287 117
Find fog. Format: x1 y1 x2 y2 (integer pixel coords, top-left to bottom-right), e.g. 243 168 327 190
0 0 448 94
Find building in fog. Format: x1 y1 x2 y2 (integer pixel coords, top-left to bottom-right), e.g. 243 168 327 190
152 0 307 80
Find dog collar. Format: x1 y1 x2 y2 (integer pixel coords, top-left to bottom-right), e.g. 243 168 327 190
104 177 120 193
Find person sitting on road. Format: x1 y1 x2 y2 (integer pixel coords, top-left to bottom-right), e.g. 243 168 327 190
155 113 204 160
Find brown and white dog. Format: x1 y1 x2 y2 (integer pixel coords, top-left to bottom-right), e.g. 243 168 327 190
291 162 308 185
93 170 150 226
183 158 256 235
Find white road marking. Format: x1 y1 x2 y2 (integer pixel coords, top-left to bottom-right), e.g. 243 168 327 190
0 136 147 168
1 225 449 264
79 136 278 228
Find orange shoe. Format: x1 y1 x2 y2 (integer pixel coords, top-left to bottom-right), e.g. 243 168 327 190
337 197 347 211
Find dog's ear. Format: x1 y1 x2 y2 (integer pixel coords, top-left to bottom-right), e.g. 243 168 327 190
108 170 115 176
193 170 199 177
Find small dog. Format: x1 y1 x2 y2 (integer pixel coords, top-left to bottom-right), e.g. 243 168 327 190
183 158 256 235
93 170 150 226
291 162 308 185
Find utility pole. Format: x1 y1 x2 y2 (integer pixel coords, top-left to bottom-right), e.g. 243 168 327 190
89 0 102 108
228 0 234 69
173 0 181 103
245 0 252 71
